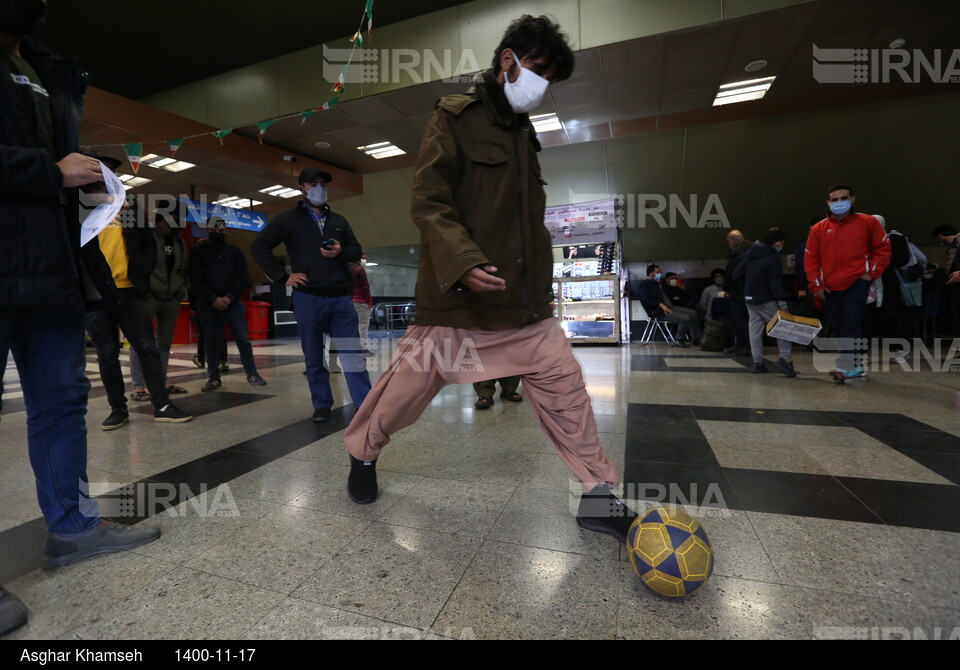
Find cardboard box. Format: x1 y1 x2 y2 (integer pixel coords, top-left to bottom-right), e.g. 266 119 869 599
765 310 822 345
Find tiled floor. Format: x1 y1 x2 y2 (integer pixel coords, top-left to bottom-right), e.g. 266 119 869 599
2 338 960 640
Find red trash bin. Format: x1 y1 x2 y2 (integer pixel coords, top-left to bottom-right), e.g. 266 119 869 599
245 301 271 340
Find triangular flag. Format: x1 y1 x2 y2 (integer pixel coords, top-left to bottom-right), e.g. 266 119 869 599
300 109 319 125
350 31 363 48
212 129 233 145
123 143 142 173
366 0 374 35
167 138 184 156
255 120 276 145
321 96 340 111
332 70 345 93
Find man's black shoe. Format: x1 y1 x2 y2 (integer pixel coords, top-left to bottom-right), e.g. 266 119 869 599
312 408 331 423
247 373 267 386
154 404 193 423
101 408 129 431
575 485 637 543
348 456 378 504
41 520 160 569
201 378 221 392
0 586 27 637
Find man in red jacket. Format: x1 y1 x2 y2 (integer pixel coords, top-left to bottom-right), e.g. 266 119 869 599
804 184 890 381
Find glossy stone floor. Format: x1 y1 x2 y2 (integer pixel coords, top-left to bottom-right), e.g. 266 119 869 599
2 337 959 640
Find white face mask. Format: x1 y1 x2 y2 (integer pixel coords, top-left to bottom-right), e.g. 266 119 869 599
503 54 549 113
305 184 327 206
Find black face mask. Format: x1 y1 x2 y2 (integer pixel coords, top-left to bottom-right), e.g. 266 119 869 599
209 232 226 246
0 0 48 37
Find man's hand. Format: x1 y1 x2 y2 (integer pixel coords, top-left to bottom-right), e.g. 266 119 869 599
286 272 308 288
320 240 341 259
212 297 230 311
860 273 873 281
460 265 506 292
947 271 960 285
659 303 672 315
814 290 827 301
57 153 103 188
798 290 807 298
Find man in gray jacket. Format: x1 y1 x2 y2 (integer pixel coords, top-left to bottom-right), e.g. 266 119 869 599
129 207 189 399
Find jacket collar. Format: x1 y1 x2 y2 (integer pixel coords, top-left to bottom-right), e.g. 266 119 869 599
472 69 526 130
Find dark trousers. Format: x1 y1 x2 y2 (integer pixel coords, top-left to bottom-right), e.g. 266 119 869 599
292 293 371 411
473 376 521 399
86 289 170 410
197 300 258 380
0 308 100 535
823 278 872 370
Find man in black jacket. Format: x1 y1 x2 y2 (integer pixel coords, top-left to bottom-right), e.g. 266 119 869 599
0 1 158 635
189 216 266 391
84 169 193 428
735 228 796 376
251 169 370 423
724 229 751 356
638 264 700 346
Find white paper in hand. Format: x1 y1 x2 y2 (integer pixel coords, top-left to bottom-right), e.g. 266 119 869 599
79 161 125 247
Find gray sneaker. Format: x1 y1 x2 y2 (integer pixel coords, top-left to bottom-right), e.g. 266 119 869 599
0 586 28 637
247 374 267 386
41 520 161 569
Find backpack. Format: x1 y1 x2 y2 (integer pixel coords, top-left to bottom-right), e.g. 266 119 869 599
701 318 733 352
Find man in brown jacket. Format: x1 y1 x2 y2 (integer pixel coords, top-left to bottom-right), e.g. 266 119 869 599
343 15 633 542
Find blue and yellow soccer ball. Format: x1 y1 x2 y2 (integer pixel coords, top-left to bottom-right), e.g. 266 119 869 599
626 507 713 597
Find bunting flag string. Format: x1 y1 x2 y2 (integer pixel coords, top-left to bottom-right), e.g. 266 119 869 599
80 1 373 156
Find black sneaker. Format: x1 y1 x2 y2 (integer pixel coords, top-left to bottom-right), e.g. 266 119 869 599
575 485 636 543
312 407 331 423
201 378 222 392
191 354 203 369
0 586 28 636
348 456 378 504
41 520 160 570
101 408 129 431
775 358 797 378
154 404 193 423
247 374 267 386
751 363 768 374
220 361 230 373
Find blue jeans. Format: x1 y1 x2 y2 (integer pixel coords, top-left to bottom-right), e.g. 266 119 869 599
197 299 258 380
823 278 872 370
293 293 371 410
0 308 100 535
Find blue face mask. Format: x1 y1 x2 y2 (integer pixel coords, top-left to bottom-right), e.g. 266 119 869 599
652 273 662 281
829 200 852 216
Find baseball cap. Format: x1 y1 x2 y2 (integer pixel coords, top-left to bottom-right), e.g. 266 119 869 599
297 168 333 185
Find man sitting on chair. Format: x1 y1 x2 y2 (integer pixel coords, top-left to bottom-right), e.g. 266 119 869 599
638 264 700 347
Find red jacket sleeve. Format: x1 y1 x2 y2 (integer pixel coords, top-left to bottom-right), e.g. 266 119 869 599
865 217 891 280
804 223 824 291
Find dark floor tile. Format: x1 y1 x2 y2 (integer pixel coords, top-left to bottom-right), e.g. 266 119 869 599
631 355 669 372
894 451 960 485
622 461 740 510
0 520 47 585
627 418 705 441
723 469 881 524
837 477 960 532
627 404 695 422
758 409 848 426
624 437 719 467
690 406 770 423
828 412 940 432
855 427 960 455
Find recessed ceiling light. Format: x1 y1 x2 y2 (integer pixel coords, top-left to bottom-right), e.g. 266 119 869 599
141 153 158 162
213 197 263 209
163 160 195 172
315 141 331 149
744 59 768 73
364 262 378 267
147 157 176 168
889 37 906 49
258 185 301 198
713 76 776 106
357 141 406 159
530 113 562 133
124 176 152 187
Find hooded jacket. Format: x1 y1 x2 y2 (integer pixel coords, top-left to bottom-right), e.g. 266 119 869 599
407 70 553 328
736 241 788 305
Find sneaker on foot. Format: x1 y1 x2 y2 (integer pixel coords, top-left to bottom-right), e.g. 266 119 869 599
101 408 129 431
0 586 28 636
575 485 636 543
845 368 866 379
775 358 797 378
348 455 378 504
751 363 768 374
41 520 160 570
154 404 193 423
219 361 230 373
247 374 267 386
201 378 221 392
191 354 203 369
312 407 331 423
